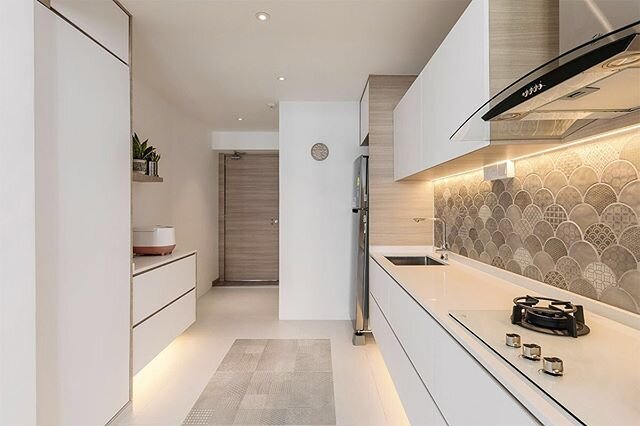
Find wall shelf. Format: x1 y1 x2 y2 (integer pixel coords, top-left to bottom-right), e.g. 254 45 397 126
133 173 163 183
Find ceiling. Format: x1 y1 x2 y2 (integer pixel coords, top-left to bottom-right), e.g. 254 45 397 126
122 0 470 131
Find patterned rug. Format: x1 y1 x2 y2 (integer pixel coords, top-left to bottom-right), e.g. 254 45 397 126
183 339 336 425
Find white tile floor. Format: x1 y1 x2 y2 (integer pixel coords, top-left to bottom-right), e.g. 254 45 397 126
118 287 409 426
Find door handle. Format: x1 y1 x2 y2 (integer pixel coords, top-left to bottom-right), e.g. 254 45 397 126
270 218 279 225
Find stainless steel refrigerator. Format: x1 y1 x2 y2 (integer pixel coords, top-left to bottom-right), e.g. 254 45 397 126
352 155 369 345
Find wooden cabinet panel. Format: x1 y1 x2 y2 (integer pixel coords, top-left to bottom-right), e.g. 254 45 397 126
393 75 423 180
51 0 129 63
133 254 196 325
370 295 447 426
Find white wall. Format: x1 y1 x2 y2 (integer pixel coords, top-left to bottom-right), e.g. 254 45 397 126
0 2 37 424
279 102 365 320
211 131 279 151
132 79 218 297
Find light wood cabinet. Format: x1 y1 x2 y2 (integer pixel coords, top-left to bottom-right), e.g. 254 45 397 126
393 0 559 181
360 81 370 146
369 258 538 426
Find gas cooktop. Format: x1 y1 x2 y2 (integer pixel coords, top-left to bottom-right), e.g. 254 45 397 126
511 295 589 337
449 308 640 426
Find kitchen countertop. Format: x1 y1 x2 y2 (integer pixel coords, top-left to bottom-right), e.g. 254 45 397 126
370 245 640 426
132 249 196 276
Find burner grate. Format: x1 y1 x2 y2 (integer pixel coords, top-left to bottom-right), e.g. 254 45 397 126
511 295 590 337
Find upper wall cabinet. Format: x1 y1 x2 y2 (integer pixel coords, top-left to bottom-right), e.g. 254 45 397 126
393 75 422 179
51 0 130 64
393 0 560 181
360 81 370 146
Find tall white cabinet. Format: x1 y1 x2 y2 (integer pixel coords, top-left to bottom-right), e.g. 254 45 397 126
35 1 131 425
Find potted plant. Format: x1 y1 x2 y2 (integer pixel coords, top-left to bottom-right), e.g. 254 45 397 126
147 151 161 177
132 133 155 174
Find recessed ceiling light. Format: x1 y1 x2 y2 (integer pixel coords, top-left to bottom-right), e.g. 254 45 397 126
237 117 244 121
277 76 286 81
255 12 270 22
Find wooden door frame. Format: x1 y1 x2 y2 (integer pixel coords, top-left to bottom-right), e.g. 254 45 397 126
217 151 279 284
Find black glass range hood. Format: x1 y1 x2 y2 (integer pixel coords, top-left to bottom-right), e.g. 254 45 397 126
453 21 640 143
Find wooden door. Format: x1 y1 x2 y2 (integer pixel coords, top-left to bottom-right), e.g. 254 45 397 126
224 154 279 282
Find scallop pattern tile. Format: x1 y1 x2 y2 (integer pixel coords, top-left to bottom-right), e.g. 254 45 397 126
580 142 617 175
533 221 554 244
522 204 543 225
555 221 582 248
584 223 617 255
432 134 640 314
534 188 555 211
584 184 617 215
556 186 582 214
544 271 567 289
602 160 637 194
601 203 638 236
544 204 568 230
569 203 600 232
556 256 583 285
544 237 568 263
569 166 599 195
600 245 637 279
584 262 617 296
620 226 640 261
514 190 533 211
544 170 568 196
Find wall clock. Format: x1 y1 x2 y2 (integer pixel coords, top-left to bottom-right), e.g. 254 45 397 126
311 142 329 161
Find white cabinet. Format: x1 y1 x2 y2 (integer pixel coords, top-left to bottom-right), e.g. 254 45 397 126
51 0 129 63
133 253 197 374
393 75 424 180
369 257 538 426
392 0 558 181
370 293 445 426
420 0 490 172
35 3 130 424
360 81 370 146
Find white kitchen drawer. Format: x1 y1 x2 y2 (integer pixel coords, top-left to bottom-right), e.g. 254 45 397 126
432 321 539 426
133 254 196 325
369 258 391 315
387 278 437 388
133 289 196 374
370 294 446 426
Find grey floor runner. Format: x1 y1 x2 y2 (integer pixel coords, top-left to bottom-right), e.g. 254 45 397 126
183 339 336 425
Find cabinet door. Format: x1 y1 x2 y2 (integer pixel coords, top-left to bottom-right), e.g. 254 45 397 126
35 4 130 425
51 0 129 63
369 258 391 316
370 296 446 426
387 277 437 388
421 0 490 171
360 81 370 145
432 323 539 426
393 75 423 180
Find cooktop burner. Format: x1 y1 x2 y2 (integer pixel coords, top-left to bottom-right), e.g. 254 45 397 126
511 295 590 337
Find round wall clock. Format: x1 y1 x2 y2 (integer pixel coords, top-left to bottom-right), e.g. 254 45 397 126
311 143 329 161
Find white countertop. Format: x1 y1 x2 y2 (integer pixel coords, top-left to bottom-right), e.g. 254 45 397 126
370 245 640 426
132 249 197 275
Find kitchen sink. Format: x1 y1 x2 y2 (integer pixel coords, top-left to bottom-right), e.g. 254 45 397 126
384 255 446 266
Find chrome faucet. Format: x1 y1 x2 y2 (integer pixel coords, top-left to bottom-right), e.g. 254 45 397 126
431 217 449 260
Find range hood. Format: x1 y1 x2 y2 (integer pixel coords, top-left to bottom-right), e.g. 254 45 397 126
454 21 640 142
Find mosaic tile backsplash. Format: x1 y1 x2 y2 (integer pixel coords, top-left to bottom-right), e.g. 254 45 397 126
433 130 640 314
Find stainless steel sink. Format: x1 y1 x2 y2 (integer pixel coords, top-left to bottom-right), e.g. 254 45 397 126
384 255 446 266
